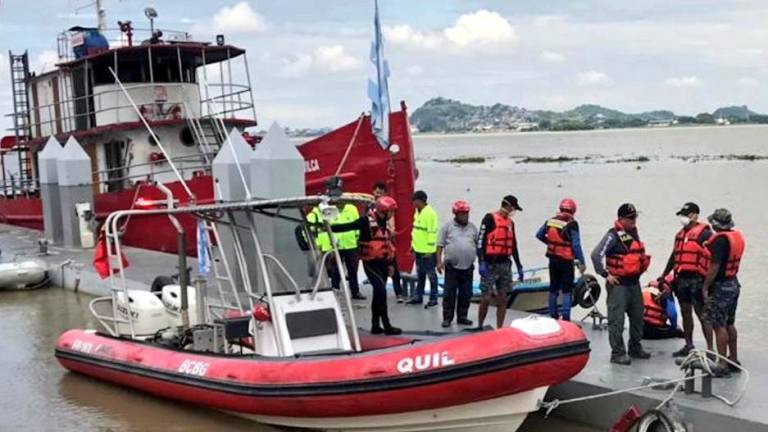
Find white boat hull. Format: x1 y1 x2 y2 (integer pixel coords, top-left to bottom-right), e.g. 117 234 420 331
235 386 548 432
0 260 47 290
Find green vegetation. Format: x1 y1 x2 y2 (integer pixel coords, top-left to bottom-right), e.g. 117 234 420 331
409 98 768 134
517 156 579 164
435 156 487 164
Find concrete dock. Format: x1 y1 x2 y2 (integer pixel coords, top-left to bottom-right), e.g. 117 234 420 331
1 222 765 432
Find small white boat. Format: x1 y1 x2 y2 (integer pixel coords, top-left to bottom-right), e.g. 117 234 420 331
0 260 48 290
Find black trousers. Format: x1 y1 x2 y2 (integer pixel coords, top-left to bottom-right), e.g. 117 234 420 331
443 265 473 321
643 324 684 340
391 259 403 296
363 259 393 328
327 249 361 296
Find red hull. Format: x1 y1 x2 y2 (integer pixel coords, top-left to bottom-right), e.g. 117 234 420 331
0 107 417 267
56 324 588 418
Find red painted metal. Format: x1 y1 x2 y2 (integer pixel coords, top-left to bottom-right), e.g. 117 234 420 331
0 107 417 269
56 323 588 418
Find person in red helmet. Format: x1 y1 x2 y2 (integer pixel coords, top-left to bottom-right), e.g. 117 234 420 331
327 196 402 335
436 200 478 328
536 198 587 321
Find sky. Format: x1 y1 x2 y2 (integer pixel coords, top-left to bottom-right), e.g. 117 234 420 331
1 0 768 130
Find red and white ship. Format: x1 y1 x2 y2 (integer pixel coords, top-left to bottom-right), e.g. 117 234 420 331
1 6 416 270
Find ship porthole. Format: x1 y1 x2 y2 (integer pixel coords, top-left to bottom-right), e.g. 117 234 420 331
180 127 196 147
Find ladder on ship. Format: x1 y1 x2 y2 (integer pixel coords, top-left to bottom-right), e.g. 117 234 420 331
7 51 34 190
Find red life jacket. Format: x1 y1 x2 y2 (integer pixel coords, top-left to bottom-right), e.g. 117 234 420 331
485 212 515 256
642 289 667 327
606 221 651 277
673 222 710 277
545 213 575 261
360 213 396 262
705 230 746 279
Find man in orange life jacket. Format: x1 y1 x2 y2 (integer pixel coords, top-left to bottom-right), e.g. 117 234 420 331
659 202 713 357
476 195 524 329
642 277 684 340
535 198 586 321
702 208 745 375
371 181 404 302
329 196 402 335
591 203 652 365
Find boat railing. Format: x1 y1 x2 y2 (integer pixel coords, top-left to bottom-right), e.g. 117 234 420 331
96 196 369 353
91 152 213 193
5 81 254 139
57 27 194 62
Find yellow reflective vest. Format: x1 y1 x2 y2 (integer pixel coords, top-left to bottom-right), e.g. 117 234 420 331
307 204 360 252
411 204 438 254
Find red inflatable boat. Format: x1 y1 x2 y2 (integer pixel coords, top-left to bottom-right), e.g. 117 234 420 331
57 317 588 432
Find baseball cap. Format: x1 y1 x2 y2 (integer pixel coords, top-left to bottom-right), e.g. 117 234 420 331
617 203 638 218
502 195 523 211
676 202 700 216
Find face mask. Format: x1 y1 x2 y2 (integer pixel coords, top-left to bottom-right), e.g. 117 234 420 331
679 216 690 227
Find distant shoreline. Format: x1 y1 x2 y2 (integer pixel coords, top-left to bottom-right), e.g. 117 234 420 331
412 123 768 139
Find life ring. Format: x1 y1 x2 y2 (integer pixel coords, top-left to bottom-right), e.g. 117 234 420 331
574 274 601 308
635 409 687 432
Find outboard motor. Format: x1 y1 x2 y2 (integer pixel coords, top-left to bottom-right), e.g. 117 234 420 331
160 284 199 326
115 290 167 337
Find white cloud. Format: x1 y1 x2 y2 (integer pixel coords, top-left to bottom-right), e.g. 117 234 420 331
664 76 701 87
280 45 362 78
212 2 268 35
538 50 565 63
385 10 516 53
577 70 612 86
33 50 60 74
443 10 516 47
406 65 424 76
738 76 759 87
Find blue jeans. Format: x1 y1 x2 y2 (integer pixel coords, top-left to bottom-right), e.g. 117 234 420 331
414 252 438 301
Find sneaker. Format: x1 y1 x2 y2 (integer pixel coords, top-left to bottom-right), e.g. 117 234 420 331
672 344 694 357
371 325 384 335
711 365 732 379
441 320 452 328
457 318 473 326
406 298 423 305
610 354 632 365
384 326 402 335
728 360 743 374
629 349 651 359
396 295 405 303
424 299 438 308
351 293 367 301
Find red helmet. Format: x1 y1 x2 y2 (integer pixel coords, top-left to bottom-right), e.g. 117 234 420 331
375 196 398 213
559 198 577 214
452 200 470 214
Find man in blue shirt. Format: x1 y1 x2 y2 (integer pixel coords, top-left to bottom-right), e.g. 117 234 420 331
536 198 586 321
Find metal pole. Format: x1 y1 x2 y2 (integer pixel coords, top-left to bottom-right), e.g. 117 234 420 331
148 46 154 84
226 47 233 118
242 52 258 122
176 224 189 328
195 277 208 325
324 220 361 352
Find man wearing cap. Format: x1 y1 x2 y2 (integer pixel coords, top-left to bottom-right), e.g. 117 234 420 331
702 209 746 375
372 181 404 302
408 190 440 307
659 202 713 357
437 200 478 328
535 198 587 321
591 203 652 365
476 195 525 329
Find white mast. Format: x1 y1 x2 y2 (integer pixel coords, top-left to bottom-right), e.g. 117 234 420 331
96 0 106 31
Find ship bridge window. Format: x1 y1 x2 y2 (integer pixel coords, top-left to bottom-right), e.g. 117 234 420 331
90 51 197 86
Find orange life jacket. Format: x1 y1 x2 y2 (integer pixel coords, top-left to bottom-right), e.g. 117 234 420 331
485 212 515 256
360 213 396 262
545 213 575 261
705 230 746 279
606 222 651 277
673 222 710 277
642 289 668 327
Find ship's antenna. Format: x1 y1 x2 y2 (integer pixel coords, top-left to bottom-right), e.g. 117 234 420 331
74 0 107 31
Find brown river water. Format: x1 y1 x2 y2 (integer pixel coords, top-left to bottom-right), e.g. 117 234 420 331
6 124 767 431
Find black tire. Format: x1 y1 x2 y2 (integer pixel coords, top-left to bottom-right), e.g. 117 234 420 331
574 274 601 308
151 275 175 294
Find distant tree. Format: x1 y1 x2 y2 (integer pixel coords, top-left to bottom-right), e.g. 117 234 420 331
749 114 768 124
622 118 647 128
676 116 697 124
695 113 715 124
538 119 552 130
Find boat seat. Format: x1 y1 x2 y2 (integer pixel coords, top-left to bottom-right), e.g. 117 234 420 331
285 308 338 339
